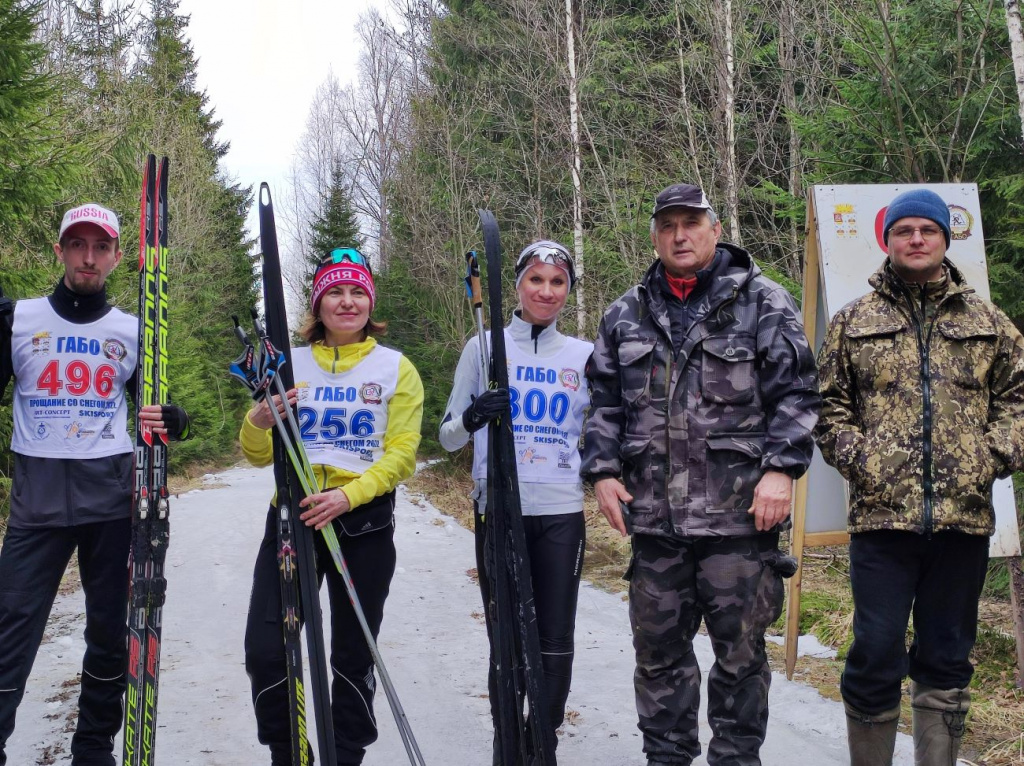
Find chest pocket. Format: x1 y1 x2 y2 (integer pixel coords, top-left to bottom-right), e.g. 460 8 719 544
935 317 997 391
617 337 656 406
845 319 905 393
701 335 756 404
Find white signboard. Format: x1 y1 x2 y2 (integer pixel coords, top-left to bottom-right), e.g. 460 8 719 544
806 183 1020 557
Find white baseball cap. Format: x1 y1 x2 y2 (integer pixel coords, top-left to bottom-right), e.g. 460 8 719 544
59 203 120 240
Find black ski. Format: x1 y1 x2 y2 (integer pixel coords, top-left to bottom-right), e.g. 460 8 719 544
124 154 171 766
259 183 337 766
229 316 309 766
478 209 556 765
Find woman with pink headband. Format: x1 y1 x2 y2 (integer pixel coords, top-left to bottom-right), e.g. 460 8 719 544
239 248 424 765
440 239 593 762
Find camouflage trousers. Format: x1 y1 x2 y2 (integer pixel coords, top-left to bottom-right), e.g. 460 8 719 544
627 533 793 765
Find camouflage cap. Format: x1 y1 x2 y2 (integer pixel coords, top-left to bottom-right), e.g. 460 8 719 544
652 183 715 218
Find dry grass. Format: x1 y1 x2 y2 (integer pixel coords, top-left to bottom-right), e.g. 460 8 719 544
404 464 632 596
410 461 1024 765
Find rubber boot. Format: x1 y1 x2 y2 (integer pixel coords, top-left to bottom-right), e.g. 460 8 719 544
911 681 969 766
845 701 900 766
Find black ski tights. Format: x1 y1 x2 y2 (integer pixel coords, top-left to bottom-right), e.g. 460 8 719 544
475 507 586 755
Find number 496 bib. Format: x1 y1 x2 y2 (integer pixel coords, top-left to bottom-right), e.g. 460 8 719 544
11 298 137 458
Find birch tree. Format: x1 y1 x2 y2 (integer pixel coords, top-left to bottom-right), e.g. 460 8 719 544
565 0 585 333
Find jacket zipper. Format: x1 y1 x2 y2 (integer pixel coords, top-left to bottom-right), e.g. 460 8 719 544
905 283 943 537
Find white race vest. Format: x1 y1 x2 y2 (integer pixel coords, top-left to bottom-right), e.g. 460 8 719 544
472 331 591 483
11 298 137 458
293 344 401 474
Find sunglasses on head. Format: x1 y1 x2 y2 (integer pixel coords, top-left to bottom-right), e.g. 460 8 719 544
323 248 369 268
515 244 573 273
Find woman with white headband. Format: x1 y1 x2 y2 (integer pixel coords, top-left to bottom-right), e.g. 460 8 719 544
439 239 592 762
239 248 424 765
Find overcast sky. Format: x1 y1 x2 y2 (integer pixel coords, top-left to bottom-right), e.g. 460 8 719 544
176 0 383 234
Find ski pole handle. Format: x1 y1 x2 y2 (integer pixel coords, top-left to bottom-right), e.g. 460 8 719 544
249 309 286 392
464 250 490 384
464 251 483 309
228 316 262 393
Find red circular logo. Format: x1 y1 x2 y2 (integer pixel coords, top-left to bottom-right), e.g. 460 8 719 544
874 207 889 254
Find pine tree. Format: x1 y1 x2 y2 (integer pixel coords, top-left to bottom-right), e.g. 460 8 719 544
0 0 85 235
306 161 364 301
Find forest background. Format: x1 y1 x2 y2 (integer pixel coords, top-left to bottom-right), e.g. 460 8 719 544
1 0 1024 755
5 0 1024 480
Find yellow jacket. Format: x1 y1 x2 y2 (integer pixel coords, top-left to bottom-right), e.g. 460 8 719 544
240 338 423 509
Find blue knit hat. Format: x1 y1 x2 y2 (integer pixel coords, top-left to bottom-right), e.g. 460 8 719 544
882 189 951 246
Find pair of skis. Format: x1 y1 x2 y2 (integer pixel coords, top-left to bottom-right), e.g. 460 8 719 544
232 185 425 766
467 211 557 765
123 154 171 766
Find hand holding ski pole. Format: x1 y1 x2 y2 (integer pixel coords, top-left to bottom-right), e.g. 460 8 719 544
246 389 297 430
299 487 352 530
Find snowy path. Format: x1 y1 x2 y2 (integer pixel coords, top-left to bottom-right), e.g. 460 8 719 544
7 465 916 765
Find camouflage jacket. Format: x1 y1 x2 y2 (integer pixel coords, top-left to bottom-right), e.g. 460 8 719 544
815 260 1024 536
581 245 820 538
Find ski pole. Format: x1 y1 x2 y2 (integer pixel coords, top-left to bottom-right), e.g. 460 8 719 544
464 251 490 383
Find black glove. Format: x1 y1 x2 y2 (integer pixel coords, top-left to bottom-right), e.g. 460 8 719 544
462 388 509 433
161 404 192 441
764 550 799 578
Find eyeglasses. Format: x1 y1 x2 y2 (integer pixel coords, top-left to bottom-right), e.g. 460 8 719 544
323 247 369 267
888 225 944 241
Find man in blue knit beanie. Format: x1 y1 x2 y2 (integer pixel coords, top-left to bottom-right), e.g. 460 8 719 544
882 188 951 247
814 188 1024 766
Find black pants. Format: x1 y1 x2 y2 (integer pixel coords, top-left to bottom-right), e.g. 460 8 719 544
841 529 989 715
245 498 397 766
475 506 586 747
0 519 131 766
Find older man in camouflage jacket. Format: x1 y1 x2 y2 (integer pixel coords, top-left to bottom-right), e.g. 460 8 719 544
581 183 819 766
815 188 1024 766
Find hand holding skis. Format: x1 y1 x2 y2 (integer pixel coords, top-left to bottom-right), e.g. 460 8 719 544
462 387 509 432
299 488 352 530
138 403 190 439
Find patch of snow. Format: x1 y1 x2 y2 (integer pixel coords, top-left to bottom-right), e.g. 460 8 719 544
767 633 839 660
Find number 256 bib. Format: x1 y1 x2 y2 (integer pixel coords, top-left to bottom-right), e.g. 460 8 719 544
292 345 400 474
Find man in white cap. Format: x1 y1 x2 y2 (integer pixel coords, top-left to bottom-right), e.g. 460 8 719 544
0 203 190 765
